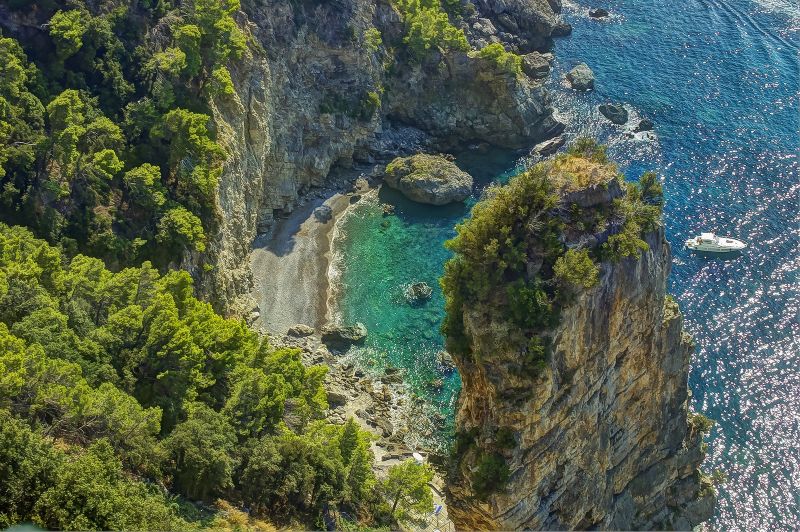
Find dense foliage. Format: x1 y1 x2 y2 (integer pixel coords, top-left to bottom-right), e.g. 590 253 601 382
0 0 241 269
0 224 431 529
394 0 469 60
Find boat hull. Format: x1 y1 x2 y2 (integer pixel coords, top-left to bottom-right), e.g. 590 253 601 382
685 239 747 253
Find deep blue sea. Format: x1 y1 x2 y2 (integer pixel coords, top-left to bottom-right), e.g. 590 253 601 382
332 0 799 527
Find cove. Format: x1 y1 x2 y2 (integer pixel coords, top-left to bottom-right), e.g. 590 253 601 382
331 0 798 527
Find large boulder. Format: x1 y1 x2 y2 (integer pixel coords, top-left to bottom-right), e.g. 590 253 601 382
321 323 367 349
589 8 610 18
287 323 315 337
521 52 551 79
566 63 594 91
531 135 566 157
634 118 654 132
384 154 473 205
551 21 573 36
599 103 629 124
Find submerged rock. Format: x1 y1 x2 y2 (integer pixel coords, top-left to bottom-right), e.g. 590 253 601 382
404 282 433 304
589 8 610 18
634 118 655 132
599 103 629 124
320 323 367 349
566 63 594 91
384 154 473 205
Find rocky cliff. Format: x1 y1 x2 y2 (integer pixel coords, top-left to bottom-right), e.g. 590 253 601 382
196 0 566 313
443 147 715 529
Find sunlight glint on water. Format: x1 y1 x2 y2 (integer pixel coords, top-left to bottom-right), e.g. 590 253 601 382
332 0 799 527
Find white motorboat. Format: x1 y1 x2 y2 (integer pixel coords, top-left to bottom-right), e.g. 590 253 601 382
685 232 746 252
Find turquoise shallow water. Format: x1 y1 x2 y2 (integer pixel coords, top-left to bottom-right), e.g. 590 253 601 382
333 0 798 527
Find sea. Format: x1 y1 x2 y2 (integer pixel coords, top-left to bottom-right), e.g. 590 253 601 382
330 0 799 527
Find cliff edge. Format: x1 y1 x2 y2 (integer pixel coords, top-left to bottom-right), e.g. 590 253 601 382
442 141 715 529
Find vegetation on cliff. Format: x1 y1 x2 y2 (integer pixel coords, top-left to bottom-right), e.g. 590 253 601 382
0 223 427 529
0 0 242 269
441 140 664 496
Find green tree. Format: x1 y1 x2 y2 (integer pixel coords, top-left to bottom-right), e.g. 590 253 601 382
157 205 207 252
0 411 61 528
165 403 237 501
124 163 167 209
639 170 664 205
151 108 224 212
48 9 88 59
239 425 347 517
378 459 434 521
474 43 522 76
223 366 290 438
397 0 469 60
0 37 45 192
33 439 187 530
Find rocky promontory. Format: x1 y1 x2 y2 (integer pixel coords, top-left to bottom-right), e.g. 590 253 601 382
384 154 473 205
443 142 715 529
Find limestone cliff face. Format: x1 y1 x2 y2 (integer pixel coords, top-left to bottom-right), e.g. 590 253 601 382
195 0 566 313
445 176 714 529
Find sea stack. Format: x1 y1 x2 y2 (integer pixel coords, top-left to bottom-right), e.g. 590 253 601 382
383 154 473 205
443 141 715 529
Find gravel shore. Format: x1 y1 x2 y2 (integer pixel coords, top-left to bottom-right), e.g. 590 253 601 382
250 191 352 333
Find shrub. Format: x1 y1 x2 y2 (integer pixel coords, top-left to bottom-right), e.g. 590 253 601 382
495 427 516 449
473 43 521 76
553 248 599 290
396 0 469 61
471 452 509 500
689 412 714 434
507 279 555 330
639 170 664 205
359 91 381 120
364 28 383 52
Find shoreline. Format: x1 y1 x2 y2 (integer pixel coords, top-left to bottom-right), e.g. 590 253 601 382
250 177 375 335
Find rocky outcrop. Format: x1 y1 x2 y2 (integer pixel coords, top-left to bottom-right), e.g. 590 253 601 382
386 50 563 150
321 322 368 350
465 0 564 52
566 63 594 91
521 52 551 79
196 0 567 313
384 154 473 205
445 155 714 529
635 118 655 132
531 135 566 157
599 103 629 124
589 8 610 18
